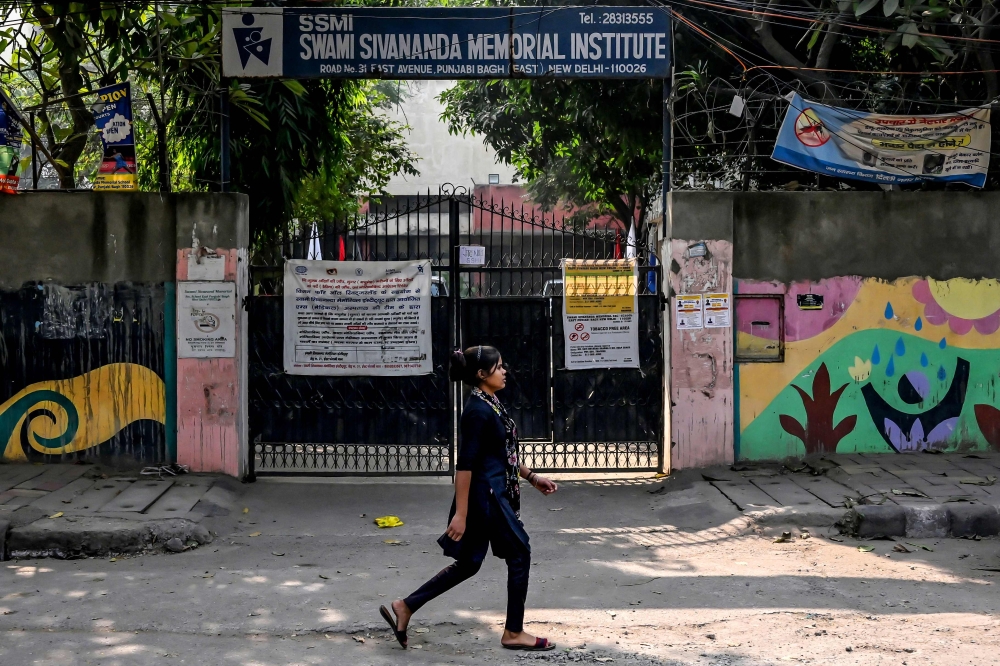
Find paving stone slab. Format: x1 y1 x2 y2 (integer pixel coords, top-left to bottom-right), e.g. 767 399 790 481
836 464 886 475
144 482 213 518
0 466 46 492
787 474 856 507
13 465 89 492
0 489 48 509
825 469 896 502
749 477 823 507
940 457 998 476
100 480 174 512
700 468 745 483
29 478 95 513
709 480 780 511
61 479 132 512
889 468 943 479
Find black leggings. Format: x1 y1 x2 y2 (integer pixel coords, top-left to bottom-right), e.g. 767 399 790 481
403 549 531 632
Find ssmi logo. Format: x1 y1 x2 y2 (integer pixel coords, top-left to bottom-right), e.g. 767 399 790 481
223 8 283 77
233 14 272 68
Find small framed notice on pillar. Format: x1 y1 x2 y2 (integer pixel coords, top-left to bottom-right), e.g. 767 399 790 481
177 282 237 358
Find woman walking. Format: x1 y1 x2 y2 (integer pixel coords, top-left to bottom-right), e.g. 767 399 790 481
380 345 559 651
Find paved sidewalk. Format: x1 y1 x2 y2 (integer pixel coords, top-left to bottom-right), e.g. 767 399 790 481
0 464 238 558
1 472 999 665
700 452 1000 537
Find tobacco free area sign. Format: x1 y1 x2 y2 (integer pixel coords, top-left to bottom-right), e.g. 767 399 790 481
223 6 670 79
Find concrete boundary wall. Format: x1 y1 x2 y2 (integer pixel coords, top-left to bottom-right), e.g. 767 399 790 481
0 193 248 476
668 191 1000 467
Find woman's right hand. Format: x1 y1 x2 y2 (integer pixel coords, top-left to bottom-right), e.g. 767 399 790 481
446 513 466 541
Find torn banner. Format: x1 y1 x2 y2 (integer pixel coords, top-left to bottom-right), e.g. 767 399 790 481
772 92 990 188
91 82 137 191
0 89 25 194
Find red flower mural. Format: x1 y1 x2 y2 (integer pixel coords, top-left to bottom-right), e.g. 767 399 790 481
974 404 1000 451
779 363 857 454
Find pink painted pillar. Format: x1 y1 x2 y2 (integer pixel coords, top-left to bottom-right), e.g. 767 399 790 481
174 197 249 478
668 238 735 469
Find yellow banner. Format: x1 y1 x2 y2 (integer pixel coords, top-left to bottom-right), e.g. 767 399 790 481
564 259 637 315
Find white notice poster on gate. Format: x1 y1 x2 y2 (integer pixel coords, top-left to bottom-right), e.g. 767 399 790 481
283 260 432 376
562 259 640 370
178 282 237 358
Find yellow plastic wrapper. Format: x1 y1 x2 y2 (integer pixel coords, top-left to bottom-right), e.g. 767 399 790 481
374 515 404 528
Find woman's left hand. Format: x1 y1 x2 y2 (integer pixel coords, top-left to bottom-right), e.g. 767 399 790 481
532 475 558 495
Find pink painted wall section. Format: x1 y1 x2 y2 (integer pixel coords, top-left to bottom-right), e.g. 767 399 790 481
735 277 864 341
177 358 240 476
669 239 734 468
175 247 243 477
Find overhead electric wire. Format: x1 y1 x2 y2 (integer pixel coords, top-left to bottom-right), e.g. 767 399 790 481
677 0 1000 46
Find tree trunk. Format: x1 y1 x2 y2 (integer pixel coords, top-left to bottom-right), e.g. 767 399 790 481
145 92 171 192
32 2 94 189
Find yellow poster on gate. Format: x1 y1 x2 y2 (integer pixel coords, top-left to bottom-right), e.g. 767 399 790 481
561 259 639 370
563 259 637 314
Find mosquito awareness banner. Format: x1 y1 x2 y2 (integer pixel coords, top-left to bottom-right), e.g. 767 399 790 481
222 6 670 79
91 83 137 191
562 259 639 370
284 260 432 376
772 92 990 188
0 89 25 194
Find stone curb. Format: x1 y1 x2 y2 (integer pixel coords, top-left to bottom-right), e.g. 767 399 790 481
0 518 9 561
745 505 847 530
842 503 1000 538
744 502 1000 539
4 516 214 559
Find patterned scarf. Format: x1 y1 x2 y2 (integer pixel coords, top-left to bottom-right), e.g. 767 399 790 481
472 387 521 515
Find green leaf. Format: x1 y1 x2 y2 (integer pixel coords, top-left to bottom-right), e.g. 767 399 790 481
901 21 921 48
280 79 307 97
806 25 822 50
883 0 899 16
856 0 881 17
919 35 955 61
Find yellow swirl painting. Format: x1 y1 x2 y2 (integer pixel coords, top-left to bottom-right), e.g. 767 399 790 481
0 363 166 461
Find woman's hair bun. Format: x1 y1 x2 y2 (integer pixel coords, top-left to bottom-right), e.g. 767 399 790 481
448 345 501 386
448 348 467 382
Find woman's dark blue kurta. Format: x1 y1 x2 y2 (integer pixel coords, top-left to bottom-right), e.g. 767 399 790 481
445 396 530 562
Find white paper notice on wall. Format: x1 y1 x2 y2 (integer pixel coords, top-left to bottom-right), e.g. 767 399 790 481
283 260 432 376
178 282 237 358
675 294 704 330
187 252 226 281
459 245 486 266
704 293 731 328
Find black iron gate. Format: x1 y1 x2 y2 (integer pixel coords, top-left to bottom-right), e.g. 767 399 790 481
248 189 663 476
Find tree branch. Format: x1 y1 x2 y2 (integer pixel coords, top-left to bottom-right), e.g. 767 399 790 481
752 0 842 104
815 8 849 71
974 7 999 103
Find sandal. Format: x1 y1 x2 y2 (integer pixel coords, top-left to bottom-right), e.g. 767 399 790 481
502 637 556 651
379 605 408 648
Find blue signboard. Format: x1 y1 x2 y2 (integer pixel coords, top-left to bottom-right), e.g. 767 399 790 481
223 7 671 79
0 89 25 193
90 82 138 191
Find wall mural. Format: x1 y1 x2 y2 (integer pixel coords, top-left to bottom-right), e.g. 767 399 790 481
737 277 1000 459
0 363 165 461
